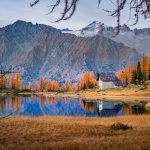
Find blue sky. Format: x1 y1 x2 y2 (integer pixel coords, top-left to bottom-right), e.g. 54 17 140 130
0 0 149 30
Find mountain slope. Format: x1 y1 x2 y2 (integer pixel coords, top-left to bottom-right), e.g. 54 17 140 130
62 21 150 56
0 20 138 83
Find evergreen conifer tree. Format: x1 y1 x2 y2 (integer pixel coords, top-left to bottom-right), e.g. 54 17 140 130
137 62 143 84
131 70 137 84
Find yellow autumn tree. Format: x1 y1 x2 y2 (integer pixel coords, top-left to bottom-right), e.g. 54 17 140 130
140 53 149 80
124 66 133 84
15 73 21 89
78 72 98 90
10 73 21 89
53 81 60 92
11 76 15 89
115 70 126 85
38 76 45 92
63 80 71 92
116 54 150 85
47 80 52 91
0 75 7 89
145 57 150 80
115 65 133 85
47 80 60 92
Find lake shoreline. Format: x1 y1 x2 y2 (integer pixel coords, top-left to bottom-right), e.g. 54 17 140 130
1 85 150 103
1 89 150 150
0 115 150 150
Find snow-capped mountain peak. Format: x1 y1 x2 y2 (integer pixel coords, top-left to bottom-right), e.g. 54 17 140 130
80 21 105 37
61 21 131 37
61 21 150 56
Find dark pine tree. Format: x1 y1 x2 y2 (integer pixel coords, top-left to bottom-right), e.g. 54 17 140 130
131 70 137 84
137 62 143 84
83 83 86 90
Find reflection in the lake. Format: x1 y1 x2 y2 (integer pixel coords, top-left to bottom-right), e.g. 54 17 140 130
47 97 59 106
122 103 148 115
79 100 94 112
96 101 122 116
0 96 150 117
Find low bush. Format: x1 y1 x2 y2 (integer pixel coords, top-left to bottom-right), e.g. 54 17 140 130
140 86 147 90
14 89 31 93
111 122 132 130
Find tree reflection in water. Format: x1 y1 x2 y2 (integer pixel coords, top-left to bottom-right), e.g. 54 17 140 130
79 100 94 112
38 95 45 108
47 97 58 106
11 97 20 112
0 96 150 116
122 103 150 115
0 97 6 112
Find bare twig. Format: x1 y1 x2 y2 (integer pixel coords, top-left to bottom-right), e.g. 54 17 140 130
30 0 150 34
0 113 13 120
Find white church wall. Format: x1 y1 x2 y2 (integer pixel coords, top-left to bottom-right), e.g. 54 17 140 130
99 81 115 90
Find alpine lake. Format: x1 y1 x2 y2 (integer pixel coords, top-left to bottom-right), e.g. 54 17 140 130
0 95 150 117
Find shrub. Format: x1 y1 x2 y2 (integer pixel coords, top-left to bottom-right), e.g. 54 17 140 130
140 86 147 90
110 122 132 130
14 89 31 93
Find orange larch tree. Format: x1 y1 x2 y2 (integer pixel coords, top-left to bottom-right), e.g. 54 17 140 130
78 72 98 90
63 80 71 92
145 57 150 80
116 54 150 85
140 53 147 80
47 80 60 92
11 76 15 89
0 75 7 89
15 73 21 89
38 76 45 92
53 81 60 92
47 79 52 91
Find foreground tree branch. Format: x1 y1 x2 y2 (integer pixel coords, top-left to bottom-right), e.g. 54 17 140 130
0 54 19 79
30 0 150 34
0 63 19 79
0 113 13 120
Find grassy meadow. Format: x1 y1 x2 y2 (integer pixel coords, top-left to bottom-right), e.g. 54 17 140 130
78 85 150 102
1 85 150 103
0 115 150 150
0 86 150 150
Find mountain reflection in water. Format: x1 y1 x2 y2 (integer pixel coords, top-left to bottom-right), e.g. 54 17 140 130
0 96 149 117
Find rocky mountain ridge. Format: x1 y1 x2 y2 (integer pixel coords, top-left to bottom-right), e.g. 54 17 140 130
0 20 138 83
61 21 150 56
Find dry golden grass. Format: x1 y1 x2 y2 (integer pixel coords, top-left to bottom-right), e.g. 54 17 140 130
145 102 150 110
58 92 78 98
18 92 79 99
79 87 150 102
10 86 150 102
0 115 150 150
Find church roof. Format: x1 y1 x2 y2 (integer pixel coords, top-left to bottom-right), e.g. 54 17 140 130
97 72 122 86
99 72 116 81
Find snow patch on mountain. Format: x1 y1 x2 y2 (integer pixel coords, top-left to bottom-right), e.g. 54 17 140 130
61 21 150 56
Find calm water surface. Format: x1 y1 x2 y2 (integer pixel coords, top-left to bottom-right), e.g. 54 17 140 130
0 95 149 117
